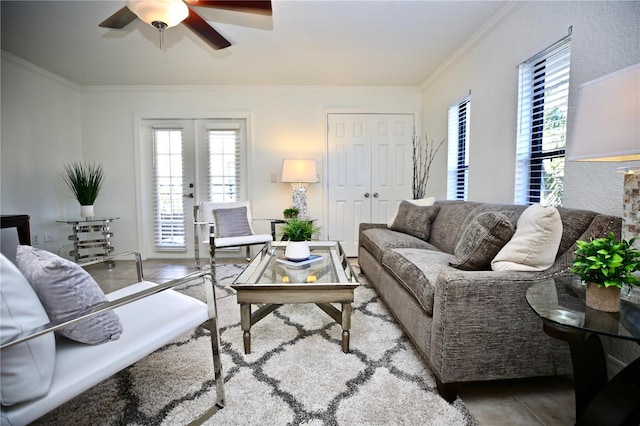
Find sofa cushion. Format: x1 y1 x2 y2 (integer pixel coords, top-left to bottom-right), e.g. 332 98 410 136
387 197 435 227
16 246 123 344
360 227 437 262
492 205 563 271
212 206 252 238
389 201 440 241
450 212 515 271
381 248 453 316
428 201 482 253
0 254 56 406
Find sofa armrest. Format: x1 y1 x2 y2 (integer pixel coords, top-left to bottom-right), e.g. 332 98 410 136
1 261 214 350
429 268 572 383
358 223 387 233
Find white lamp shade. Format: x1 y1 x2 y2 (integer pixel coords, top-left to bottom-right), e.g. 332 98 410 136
281 159 317 183
127 0 189 28
568 63 640 162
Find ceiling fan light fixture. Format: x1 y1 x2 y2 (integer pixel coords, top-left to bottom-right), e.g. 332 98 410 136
127 0 189 29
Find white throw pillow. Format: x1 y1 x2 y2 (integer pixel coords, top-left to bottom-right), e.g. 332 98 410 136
491 204 563 271
387 197 436 227
16 245 123 344
0 254 56 405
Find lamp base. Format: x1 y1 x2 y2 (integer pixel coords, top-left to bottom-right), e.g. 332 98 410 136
291 184 308 217
622 172 639 249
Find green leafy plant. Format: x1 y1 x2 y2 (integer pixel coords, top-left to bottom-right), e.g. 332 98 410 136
283 206 300 219
571 232 640 292
61 162 105 205
279 219 320 242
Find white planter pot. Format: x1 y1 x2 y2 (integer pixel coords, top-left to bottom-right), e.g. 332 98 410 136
81 205 94 218
285 241 310 260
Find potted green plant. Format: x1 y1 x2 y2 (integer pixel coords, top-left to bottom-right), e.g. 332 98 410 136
571 232 640 312
280 218 320 260
62 162 105 218
283 206 300 219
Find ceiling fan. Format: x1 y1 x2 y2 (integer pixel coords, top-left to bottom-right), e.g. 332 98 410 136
100 0 272 50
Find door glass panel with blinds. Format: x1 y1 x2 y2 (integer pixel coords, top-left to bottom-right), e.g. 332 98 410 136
140 118 247 258
515 31 571 206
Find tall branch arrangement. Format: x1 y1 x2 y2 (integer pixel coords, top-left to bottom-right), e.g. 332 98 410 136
412 133 446 199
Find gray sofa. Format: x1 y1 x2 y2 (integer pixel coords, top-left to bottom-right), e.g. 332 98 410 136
358 200 621 401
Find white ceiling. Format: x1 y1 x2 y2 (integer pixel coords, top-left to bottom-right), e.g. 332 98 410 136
1 0 508 87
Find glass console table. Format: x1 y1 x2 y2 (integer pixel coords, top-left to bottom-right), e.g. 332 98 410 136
57 217 119 267
526 278 640 425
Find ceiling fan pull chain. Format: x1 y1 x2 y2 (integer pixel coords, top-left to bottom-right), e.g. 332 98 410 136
152 21 168 51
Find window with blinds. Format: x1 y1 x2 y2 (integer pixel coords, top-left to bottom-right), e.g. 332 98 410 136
207 123 242 202
515 30 571 206
152 128 186 250
447 96 470 200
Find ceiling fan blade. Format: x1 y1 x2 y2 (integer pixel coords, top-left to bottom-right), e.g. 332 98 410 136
183 9 232 50
184 1 272 16
99 6 138 29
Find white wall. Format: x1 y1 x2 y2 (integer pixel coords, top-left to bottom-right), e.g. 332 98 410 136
420 1 640 215
1 54 83 258
1 60 420 256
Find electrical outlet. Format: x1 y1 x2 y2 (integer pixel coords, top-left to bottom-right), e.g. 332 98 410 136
44 232 52 242
32 234 39 245
270 173 277 183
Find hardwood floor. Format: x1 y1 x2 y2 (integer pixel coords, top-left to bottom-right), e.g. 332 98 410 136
87 257 576 425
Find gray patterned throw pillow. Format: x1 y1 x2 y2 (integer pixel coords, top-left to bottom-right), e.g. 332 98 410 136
16 245 123 344
389 201 440 241
449 212 515 270
213 206 252 238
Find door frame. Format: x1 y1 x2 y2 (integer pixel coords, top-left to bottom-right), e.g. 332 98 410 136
132 111 254 259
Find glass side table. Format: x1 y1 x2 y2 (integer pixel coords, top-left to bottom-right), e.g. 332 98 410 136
526 278 640 425
57 217 119 267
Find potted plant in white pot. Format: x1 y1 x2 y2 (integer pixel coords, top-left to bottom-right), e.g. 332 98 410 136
62 162 105 219
571 232 640 312
280 218 320 260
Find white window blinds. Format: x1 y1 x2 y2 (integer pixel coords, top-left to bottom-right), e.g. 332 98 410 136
447 96 470 200
207 122 242 202
152 128 186 250
515 30 571 206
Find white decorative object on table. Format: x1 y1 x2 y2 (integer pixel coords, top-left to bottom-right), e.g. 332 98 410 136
284 240 310 261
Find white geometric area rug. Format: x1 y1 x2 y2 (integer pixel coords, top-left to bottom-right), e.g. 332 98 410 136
34 264 477 426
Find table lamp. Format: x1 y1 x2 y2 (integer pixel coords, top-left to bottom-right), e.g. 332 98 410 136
567 63 640 247
281 159 317 216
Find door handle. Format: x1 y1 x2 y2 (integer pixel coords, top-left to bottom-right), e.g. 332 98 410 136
184 193 194 198
364 192 370 198
373 192 379 198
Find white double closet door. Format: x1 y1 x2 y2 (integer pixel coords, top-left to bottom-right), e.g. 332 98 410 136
327 113 415 256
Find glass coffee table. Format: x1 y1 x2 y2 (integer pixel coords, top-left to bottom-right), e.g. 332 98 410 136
231 241 358 354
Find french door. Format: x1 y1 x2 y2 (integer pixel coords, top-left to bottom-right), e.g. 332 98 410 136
137 118 247 259
327 113 415 256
